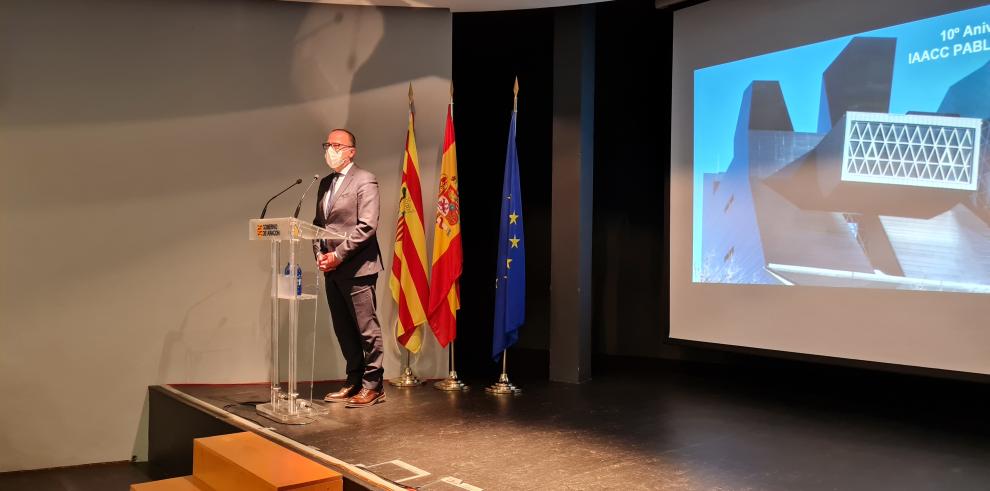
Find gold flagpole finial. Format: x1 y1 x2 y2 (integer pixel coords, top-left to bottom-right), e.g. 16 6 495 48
407 82 415 117
513 76 519 112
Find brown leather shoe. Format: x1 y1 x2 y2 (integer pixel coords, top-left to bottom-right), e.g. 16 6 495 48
323 384 359 403
344 388 386 408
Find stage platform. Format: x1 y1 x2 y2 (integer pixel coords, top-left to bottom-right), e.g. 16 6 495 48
149 361 990 490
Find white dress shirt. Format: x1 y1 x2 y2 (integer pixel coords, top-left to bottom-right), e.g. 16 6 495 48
319 161 354 262
323 161 354 215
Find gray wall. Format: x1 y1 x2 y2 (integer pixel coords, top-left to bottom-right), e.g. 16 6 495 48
0 0 451 471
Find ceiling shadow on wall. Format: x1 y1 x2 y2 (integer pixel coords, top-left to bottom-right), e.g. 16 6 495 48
1 0 450 214
0 0 448 127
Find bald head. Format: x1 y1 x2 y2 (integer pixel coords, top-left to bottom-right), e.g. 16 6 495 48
327 128 356 147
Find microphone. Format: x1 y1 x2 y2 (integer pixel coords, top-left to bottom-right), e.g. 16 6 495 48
293 174 321 219
260 178 303 219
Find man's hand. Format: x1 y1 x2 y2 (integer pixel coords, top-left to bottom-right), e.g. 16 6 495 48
327 251 342 269
317 252 342 272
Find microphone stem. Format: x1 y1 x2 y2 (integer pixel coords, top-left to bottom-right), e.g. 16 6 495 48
261 180 302 219
294 176 320 219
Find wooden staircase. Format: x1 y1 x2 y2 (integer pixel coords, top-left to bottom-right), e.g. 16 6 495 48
133 432 342 491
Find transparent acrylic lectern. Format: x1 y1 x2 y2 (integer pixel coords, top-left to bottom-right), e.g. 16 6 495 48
248 217 348 424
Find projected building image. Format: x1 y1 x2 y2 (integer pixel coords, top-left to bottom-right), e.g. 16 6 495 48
694 13 990 293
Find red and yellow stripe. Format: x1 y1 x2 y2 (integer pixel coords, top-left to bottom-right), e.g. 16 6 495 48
428 103 462 347
390 110 429 353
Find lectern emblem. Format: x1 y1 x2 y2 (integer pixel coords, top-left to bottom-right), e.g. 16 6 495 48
258 224 281 237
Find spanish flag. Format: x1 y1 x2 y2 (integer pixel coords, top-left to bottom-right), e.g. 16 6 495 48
428 99 462 348
389 91 429 354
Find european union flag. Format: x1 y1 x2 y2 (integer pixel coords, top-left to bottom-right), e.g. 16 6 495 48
493 110 525 359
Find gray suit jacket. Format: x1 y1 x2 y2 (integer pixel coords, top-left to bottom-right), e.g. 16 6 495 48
312 165 384 278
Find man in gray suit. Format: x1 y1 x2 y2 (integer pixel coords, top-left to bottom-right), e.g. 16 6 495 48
314 129 386 408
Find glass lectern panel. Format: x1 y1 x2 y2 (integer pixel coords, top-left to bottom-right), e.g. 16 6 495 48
249 218 346 425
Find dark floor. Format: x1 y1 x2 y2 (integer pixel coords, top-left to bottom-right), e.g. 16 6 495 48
166 362 990 491
0 462 150 491
4 361 987 491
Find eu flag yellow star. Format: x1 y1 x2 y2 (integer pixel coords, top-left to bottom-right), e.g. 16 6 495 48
509 212 519 224
510 236 520 248
506 258 513 269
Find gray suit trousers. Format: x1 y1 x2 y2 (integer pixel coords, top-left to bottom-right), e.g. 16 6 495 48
323 273 383 391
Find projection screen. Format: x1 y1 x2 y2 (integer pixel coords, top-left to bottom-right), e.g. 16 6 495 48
670 0 990 376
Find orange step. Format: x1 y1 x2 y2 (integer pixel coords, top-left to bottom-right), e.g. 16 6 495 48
131 476 209 491
193 432 341 491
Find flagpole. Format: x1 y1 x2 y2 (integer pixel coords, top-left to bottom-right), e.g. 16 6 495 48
513 76 518 112
391 347 424 387
487 77 523 396
391 317 424 387
485 349 521 395
434 341 469 391
391 82 426 388
433 84 467 392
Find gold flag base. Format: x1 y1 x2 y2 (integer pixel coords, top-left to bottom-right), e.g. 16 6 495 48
434 371 469 391
389 366 425 387
485 372 521 395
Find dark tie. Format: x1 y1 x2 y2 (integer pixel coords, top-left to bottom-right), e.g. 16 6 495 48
323 173 339 219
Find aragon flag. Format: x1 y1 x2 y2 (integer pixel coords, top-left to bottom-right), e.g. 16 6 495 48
428 99 462 348
389 90 429 354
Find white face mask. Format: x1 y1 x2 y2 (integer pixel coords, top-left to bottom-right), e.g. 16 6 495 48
326 146 347 170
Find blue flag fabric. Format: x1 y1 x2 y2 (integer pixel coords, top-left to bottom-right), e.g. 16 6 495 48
493 111 526 359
